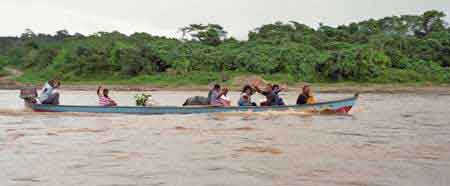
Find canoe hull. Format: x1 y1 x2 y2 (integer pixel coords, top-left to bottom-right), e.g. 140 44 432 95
31 94 358 115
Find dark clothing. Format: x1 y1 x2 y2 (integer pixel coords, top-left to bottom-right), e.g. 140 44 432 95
274 93 285 106
260 90 285 106
296 93 316 105
297 94 308 105
41 93 60 105
183 96 210 106
261 91 274 105
271 89 285 106
207 90 213 103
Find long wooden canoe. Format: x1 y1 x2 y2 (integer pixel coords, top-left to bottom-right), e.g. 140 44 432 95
30 94 359 115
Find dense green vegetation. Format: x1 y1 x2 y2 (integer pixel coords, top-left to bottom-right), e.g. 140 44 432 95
0 68 7 77
0 10 449 85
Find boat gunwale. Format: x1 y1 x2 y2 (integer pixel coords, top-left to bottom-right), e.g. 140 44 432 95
31 94 358 111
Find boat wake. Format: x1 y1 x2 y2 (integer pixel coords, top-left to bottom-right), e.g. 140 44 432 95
0 108 32 116
0 108 108 117
211 109 351 118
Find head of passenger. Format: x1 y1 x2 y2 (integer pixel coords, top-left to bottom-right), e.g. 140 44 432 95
272 84 280 92
222 88 229 95
242 85 254 95
103 88 110 97
302 85 312 96
213 84 221 91
54 81 61 88
48 79 56 87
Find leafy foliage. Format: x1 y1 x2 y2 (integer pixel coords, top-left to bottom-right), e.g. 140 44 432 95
134 93 152 106
0 10 449 84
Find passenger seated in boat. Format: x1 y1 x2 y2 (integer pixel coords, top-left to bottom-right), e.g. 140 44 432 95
39 79 60 105
182 84 221 106
97 86 117 107
219 88 231 106
254 84 286 106
208 84 219 104
272 84 286 105
238 85 257 106
296 85 316 105
209 84 225 106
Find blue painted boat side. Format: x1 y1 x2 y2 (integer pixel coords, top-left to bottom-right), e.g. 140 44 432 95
32 95 358 115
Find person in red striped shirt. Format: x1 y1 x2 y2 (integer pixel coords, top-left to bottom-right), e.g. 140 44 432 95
97 86 117 107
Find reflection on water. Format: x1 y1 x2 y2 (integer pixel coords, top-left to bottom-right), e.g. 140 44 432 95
0 90 449 186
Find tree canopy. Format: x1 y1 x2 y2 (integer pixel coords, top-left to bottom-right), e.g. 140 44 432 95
0 10 449 84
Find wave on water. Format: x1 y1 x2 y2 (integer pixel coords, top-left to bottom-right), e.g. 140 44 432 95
0 108 33 116
211 109 352 118
167 126 258 133
236 146 283 155
0 108 115 118
53 128 108 134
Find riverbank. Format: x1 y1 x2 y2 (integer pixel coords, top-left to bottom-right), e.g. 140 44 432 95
54 84 450 94
1 82 449 94
1 67 449 93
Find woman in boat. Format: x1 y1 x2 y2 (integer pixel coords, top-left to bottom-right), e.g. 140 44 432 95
238 85 257 106
296 85 316 105
97 86 117 107
39 79 60 105
219 88 231 106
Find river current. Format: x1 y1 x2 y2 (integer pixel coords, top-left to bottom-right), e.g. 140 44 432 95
0 90 449 186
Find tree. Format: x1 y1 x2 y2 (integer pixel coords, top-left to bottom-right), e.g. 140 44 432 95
180 24 228 46
21 29 36 39
1 10 449 84
421 10 446 35
55 30 70 40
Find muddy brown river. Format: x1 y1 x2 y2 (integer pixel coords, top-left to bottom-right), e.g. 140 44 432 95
0 90 449 186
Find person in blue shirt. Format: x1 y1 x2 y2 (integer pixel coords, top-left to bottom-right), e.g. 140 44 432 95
238 85 257 106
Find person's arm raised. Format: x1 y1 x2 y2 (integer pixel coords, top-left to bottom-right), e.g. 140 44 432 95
253 86 263 94
97 86 102 96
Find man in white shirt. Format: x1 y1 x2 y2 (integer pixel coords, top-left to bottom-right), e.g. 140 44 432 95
39 80 60 105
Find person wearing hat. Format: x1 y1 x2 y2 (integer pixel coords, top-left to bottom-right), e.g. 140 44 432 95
296 85 316 105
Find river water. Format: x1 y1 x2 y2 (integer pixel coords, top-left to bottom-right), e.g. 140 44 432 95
0 90 449 186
